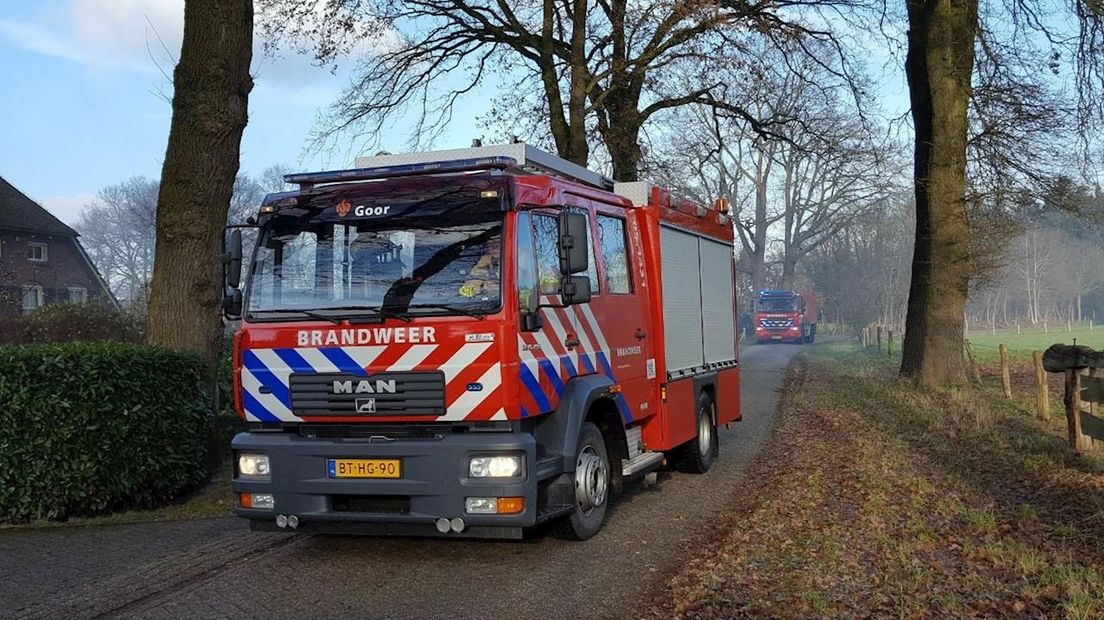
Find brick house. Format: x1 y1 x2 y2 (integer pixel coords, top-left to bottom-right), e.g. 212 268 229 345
0 176 115 317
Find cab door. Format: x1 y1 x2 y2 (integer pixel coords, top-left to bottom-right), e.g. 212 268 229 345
567 199 657 425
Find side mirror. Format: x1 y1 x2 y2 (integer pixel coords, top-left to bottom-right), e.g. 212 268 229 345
223 287 243 318
225 229 243 289
558 211 589 275
561 275 591 306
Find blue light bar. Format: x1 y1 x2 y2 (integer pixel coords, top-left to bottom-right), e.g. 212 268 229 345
284 156 518 186
759 290 796 297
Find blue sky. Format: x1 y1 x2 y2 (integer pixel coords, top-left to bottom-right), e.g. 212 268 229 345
0 0 490 224
0 1 910 226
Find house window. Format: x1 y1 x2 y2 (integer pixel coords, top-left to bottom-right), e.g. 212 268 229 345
68 286 88 304
27 242 48 262
21 285 44 313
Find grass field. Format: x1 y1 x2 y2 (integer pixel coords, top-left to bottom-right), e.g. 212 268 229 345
965 324 1102 362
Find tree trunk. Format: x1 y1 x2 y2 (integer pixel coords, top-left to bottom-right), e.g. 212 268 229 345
899 0 978 385
748 180 770 292
146 0 253 374
607 117 643 181
780 256 797 290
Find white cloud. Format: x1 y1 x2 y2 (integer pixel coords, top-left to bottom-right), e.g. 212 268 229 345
0 0 366 94
39 192 99 226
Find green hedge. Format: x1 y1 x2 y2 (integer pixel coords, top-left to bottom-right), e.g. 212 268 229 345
0 342 212 523
0 303 144 345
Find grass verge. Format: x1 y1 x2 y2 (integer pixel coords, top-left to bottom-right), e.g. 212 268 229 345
644 341 1104 619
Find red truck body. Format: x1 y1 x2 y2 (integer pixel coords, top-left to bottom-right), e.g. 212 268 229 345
227 144 740 539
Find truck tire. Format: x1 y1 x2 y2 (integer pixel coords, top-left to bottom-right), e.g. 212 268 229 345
557 422 610 540
674 393 718 474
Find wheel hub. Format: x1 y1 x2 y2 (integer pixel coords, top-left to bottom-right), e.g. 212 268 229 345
575 446 608 514
698 409 713 457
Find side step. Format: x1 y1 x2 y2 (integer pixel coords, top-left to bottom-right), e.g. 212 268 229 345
621 451 664 477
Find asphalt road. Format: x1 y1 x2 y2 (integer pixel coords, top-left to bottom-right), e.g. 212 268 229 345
2 342 803 620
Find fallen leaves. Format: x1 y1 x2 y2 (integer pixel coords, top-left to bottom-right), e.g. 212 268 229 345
640 345 1104 619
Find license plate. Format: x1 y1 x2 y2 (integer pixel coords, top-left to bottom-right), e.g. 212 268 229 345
772 335 783 340
328 458 402 479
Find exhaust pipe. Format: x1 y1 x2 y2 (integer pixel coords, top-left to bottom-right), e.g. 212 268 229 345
434 517 467 534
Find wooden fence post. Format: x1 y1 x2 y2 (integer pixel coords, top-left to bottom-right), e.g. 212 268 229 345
877 325 882 353
999 344 1011 399
964 340 983 385
1063 369 1093 452
862 327 868 348
1017 322 1021 335
1034 351 1049 420
1044 322 1048 334
888 328 894 356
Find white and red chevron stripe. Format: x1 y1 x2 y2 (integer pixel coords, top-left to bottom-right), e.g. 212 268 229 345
239 342 503 423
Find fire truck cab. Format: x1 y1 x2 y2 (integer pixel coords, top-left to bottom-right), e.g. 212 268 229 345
225 144 740 539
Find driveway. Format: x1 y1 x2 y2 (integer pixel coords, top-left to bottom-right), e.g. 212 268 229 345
2 342 803 620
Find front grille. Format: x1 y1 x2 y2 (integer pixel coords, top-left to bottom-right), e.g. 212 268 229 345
299 424 451 440
331 495 410 514
290 371 446 416
760 319 793 329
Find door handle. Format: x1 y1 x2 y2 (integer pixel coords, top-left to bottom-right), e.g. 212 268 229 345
634 329 647 340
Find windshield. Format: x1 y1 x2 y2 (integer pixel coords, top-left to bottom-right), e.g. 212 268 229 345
246 184 504 317
758 298 797 312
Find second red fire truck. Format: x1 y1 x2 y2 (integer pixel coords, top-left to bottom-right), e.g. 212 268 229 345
753 289 818 344
224 143 740 539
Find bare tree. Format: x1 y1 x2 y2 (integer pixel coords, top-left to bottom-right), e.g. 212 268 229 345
774 106 899 288
146 0 254 372
258 0 878 180
75 177 159 305
899 0 1103 385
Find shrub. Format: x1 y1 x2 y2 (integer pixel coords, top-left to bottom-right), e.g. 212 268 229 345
0 303 144 344
0 342 212 523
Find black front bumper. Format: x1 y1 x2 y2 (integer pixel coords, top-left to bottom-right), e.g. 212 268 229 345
232 429 539 539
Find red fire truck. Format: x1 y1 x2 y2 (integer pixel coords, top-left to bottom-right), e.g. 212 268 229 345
753 289 817 344
223 143 740 540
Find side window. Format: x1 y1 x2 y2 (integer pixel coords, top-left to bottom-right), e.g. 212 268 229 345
533 214 561 295
515 212 538 311
597 215 632 294
533 210 600 296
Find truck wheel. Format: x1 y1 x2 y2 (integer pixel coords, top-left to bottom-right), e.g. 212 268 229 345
674 394 718 474
558 422 610 540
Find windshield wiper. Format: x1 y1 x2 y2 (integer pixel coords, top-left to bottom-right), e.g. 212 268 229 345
252 309 343 324
252 307 412 323
404 303 489 320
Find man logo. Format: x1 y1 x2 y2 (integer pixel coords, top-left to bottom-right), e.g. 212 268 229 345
335 199 352 217
355 398 377 413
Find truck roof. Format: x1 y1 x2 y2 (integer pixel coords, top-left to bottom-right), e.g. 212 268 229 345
264 143 733 241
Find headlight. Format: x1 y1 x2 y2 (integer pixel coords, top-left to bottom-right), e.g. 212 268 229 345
238 453 270 478
468 455 521 478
